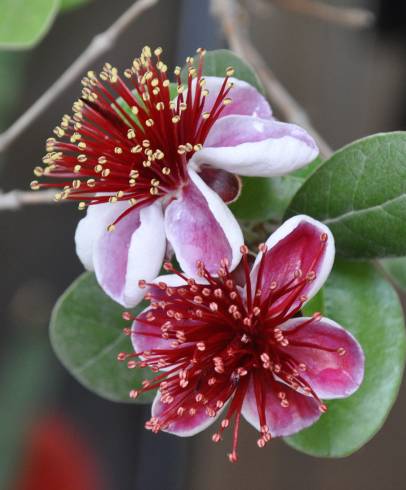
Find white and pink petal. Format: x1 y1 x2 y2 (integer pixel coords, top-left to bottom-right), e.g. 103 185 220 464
193 115 318 177
185 76 272 120
164 168 243 277
76 201 166 308
150 390 222 437
250 215 335 308
242 374 321 437
281 317 364 399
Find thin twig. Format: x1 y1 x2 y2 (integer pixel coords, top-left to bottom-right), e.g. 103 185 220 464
0 0 159 154
211 0 333 157
0 189 55 210
270 0 375 29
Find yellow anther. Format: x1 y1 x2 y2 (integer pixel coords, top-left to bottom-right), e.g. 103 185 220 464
130 169 139 178
102 169 111 177
145 119 154 127
77 154 87 162
78 202 86 211
74 164 82 173
107 224 116 232
94 164 103 173
131 145 142 153
87 179 96 187
33 166 44 177
30 180 40 190
226 66 235 77
127 129 136 139
98 156 107 164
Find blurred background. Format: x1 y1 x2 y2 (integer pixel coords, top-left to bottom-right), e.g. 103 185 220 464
1 0 406 489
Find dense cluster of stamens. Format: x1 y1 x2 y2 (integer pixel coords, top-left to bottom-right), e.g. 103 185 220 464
31 46 234 228
119 236 347 462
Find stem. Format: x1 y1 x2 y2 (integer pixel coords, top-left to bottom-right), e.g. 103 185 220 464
211 0 333 157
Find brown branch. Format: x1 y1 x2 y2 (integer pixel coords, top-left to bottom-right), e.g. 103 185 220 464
0 189 55 210
0 0 159 154
211 0 333 157
271 0 375 29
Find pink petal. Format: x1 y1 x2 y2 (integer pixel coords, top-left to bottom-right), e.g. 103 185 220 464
242 374 321 437
78 202 166 307
197 165 242 204
251 215 335 306
151 391 222 437
188 76 272 119
193 115 318 177
281 317 364 399
164 168 243 276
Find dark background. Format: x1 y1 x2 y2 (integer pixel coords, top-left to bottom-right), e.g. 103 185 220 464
1 0 406 489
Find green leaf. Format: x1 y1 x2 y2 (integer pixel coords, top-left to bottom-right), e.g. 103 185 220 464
287 132 406 258
0 0 59 49
60 0 89 11
231 157 322 221
381 256 406 293
50 272 155 403
182 49 264 93
286 260 406 457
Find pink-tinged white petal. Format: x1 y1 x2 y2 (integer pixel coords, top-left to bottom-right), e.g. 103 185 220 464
193 116 318 177
164 168 243 277
242 375 321 437
132 306 174 359
251 215 335 306
187 76 272 119
75 201 124 271
281 317 364 399
197 165 242 204
91 202 166 307
151 391 222 437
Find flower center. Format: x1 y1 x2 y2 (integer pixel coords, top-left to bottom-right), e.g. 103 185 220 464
119 240 346 462
31 46 234 228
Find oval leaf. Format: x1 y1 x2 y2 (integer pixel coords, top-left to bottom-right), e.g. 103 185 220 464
231 157 322 221
182 49 264 93
0 0 59 49
286 260 406 457
381 257 406 293
50 272 154 403
287 132 406 258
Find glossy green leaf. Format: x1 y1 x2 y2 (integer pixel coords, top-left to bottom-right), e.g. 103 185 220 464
286 260 406 457
287 132 406 258
50 272 154 403
0 0 59 49
182 49 264 93
231 157 322 221
381 256 406 293
60 0 89 11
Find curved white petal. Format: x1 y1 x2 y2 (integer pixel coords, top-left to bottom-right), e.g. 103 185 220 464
164 168 243 277
82 202 166 307
151 391 223 437
193 115 319 177
75 201 125 271
175 76 272 120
